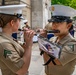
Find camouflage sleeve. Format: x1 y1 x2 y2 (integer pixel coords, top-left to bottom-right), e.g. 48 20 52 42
59 44 76 66
0 42 24 73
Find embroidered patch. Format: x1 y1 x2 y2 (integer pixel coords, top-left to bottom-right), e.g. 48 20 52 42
4 49 12 58
68 45 74 51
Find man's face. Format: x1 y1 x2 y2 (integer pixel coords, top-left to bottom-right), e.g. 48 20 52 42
52 22 69 36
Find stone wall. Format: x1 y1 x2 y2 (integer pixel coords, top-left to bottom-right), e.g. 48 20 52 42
31 0 51 29
31 0 43 29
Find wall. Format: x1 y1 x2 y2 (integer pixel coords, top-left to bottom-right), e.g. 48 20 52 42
31 0 51 29
21 0 31 27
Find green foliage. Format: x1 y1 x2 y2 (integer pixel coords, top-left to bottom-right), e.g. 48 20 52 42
51 0 76 9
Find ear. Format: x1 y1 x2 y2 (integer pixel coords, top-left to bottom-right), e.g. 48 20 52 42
9 20 14 27
67 23 72 30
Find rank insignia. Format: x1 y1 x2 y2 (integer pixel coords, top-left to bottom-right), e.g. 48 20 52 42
4 49 12 58
68 45 74 51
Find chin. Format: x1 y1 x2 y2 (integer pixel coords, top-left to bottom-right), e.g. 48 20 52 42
13 30 18 33
54 33 59 36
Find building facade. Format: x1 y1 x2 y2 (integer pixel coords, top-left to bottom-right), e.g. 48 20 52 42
31 0 51 29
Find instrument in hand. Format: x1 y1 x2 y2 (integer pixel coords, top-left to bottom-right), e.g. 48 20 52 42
18 29 60 35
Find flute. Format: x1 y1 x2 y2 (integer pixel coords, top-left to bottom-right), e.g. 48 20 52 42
18 29 60 35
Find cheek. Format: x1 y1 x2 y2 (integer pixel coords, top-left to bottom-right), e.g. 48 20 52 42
16 21 20 28
16 23 20 28
13 22 20 31
59 25 68 33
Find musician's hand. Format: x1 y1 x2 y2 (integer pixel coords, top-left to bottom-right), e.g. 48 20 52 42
24 28 35 48
37 29 47 38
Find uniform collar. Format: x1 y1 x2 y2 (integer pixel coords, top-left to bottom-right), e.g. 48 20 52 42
58 33 74 45
0 32 13 40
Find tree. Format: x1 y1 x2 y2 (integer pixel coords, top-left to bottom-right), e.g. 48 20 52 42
51 0 76 9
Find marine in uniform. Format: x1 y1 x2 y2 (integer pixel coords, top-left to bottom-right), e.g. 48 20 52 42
0 4 35 75
40 5 76 75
